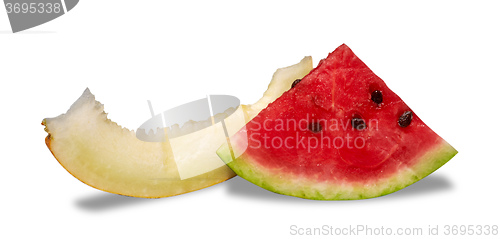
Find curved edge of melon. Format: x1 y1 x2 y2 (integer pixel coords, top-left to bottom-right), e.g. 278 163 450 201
43 134 236 199
217 140 457 200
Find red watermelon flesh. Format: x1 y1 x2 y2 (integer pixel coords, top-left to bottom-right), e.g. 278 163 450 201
217 44 457 200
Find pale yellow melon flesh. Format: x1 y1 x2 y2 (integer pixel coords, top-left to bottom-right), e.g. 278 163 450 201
42 56 313 198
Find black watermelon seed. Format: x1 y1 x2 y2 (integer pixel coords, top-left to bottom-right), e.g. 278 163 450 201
371 90 383 104
291 79 302 89
351 117 366 131
398 111 413 128
308 122 322 133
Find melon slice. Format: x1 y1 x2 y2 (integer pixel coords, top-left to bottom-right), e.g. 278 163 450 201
42 56 313 198
217 44 458 200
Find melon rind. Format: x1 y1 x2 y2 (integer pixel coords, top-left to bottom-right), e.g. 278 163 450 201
217 138 457 200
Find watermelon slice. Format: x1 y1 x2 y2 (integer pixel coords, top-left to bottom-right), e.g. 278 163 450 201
217 44 457 200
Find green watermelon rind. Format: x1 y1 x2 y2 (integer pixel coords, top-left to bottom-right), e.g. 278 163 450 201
217 140 457 200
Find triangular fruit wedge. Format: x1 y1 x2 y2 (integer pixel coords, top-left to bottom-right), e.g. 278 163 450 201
217 44 458 200
42 57 313 198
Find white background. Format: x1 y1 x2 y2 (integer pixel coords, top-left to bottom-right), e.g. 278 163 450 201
1 1 499 238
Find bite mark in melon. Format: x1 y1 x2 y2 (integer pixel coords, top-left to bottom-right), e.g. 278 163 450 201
217 44 457 200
